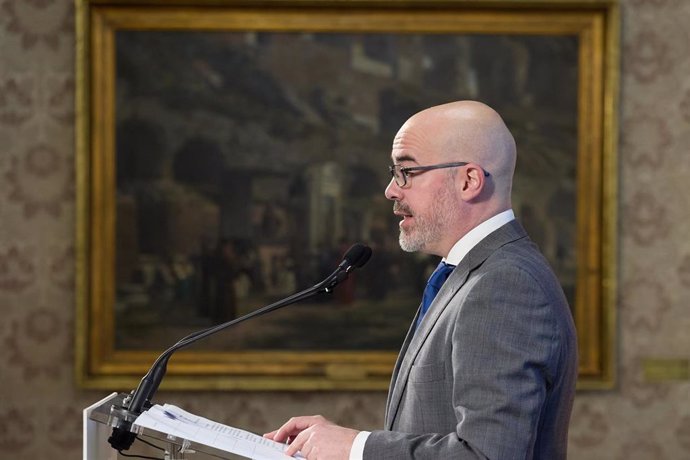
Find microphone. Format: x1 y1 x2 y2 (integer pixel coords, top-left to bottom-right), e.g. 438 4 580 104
108 243 372 452
328 244 372 286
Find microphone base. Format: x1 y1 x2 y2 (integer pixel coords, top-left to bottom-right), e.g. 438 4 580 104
108 426 137 451
107 403 142 451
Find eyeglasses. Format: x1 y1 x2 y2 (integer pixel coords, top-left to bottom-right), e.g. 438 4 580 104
388 161 490 188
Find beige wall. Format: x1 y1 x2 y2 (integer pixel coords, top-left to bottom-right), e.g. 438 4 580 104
1 0 689 458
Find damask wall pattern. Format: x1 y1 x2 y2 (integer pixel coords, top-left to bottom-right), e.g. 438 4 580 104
1 0 689 458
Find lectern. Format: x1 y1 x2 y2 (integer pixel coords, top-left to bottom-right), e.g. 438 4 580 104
83 393 235 459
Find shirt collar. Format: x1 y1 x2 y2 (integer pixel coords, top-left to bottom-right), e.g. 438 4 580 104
444 209 515 266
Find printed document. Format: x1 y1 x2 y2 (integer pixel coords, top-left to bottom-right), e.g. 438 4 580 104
134 403 301 460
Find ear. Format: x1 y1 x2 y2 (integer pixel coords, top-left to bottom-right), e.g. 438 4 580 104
458 165 486 201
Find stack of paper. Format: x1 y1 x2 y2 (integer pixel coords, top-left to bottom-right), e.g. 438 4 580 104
134 403 300 460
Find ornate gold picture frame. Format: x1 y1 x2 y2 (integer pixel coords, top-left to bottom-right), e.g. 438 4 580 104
76 0 619 391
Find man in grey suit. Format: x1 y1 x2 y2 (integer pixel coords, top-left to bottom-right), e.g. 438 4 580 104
265 101 578 459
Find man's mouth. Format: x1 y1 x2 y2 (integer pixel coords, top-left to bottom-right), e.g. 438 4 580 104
393 203 413 226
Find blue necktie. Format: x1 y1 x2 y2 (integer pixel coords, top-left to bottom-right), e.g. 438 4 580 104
416 261 456 329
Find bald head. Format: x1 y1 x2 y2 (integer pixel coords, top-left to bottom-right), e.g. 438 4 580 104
386 100 518 256
399 100 516 205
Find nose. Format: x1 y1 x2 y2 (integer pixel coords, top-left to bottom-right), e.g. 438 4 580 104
385 177 402 201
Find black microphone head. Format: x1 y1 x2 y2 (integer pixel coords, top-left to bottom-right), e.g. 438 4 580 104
324 243 372 290
356 246 372 268
342 243 367 266
341 243 372 269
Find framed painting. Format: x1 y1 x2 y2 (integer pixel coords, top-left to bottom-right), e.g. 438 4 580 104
75 0 619 390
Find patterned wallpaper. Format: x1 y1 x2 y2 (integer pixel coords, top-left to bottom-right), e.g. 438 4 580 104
1 0 689 458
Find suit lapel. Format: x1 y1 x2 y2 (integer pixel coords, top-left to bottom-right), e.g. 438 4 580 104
383 313 417 424
384 263 470 429
384 220 528 430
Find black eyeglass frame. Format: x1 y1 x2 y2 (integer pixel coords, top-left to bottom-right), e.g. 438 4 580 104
389 161 490 187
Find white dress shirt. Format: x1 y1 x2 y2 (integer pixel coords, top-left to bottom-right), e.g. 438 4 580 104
348 209 516 460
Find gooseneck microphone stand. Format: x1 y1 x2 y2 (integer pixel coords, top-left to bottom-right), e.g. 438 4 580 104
108 244 372 452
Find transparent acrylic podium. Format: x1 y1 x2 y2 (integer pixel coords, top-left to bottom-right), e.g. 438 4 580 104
83 392 238 460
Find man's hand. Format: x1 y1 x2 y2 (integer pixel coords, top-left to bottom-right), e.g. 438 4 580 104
264 415 359 460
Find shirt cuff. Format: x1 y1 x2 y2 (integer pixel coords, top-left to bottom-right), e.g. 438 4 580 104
348 431 371 460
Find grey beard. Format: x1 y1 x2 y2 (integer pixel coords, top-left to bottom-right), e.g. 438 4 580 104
396 178 458 253
399 229 428 252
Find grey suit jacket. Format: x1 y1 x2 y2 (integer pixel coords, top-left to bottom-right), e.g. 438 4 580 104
364 220 577 460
